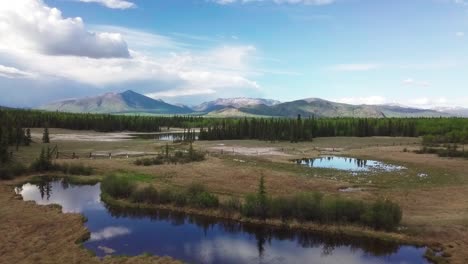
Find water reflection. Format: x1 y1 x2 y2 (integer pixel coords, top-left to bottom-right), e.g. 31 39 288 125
16 180 427 264
294 156 406 172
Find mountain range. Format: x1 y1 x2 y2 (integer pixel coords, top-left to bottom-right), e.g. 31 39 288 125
39 90 464 118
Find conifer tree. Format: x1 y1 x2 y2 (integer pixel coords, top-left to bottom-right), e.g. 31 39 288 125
258 175 267 220
25 128 31 146
42 127 50 143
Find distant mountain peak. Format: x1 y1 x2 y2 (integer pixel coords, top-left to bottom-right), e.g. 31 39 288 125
40 90 192 114
193 97 281 112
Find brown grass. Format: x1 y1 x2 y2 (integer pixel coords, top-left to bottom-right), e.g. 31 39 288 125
0 177 181 264
5 129 468 263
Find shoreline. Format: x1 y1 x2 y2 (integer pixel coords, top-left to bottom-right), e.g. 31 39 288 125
10 174 449 263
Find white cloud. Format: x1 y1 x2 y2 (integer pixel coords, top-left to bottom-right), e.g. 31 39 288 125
0 0 262 104
456 31 465 37
90 226 131 241
331 63 380 72
78 0 136 9
0 0 130 58
0 64 36 79
403 78 431 87
212 0 335 5
333 96 468 109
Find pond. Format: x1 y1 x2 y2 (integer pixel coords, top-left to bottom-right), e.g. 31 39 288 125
294 156 406 172
15 180 428 264
130 132 199 142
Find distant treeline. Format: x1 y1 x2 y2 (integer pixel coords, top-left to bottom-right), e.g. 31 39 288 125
0 109 203 132
199 115 468 142
1 109 468 143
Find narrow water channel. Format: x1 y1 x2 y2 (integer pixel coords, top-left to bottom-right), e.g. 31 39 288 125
15 180 428 264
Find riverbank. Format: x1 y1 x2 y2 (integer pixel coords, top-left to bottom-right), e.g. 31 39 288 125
0 177 182 264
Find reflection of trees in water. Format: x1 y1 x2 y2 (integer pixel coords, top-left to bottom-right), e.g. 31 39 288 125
106 202 401 258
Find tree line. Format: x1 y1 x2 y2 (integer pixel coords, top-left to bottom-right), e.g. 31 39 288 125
199 116 468 141
0 109 204 132
2 109 468 143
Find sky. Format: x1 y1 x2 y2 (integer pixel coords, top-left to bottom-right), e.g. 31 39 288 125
0 0 467 108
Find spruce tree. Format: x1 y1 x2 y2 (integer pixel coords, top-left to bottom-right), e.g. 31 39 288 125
42 127 50 143
25 128 31 146
258 175 267 220
0 127 9 164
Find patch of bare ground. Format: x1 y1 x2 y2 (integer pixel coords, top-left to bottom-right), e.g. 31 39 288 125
0 178 181 264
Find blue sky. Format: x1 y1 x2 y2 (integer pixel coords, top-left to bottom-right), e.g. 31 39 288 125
0 0 467 108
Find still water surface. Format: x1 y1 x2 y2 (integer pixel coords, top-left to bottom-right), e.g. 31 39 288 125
16 180 427 264
295 156 406 172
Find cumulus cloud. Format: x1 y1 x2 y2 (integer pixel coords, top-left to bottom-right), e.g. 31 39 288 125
331 63 380 72
0 0 130 58
0 0 263 106
212 0 334 5
0 65 35 79
78 0 136 9
90 226 131 241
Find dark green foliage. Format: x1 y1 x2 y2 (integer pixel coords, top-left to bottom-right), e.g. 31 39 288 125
130 186 159 203
25 128 32 146
240 177 401 230
242 176 269 219
101 175 136 199
30 147 54 172
190 191 219 208
0 162 27 180
415 144 468 159
134 156 164 166
220 197 242 213
361 199 402 231
42 127 50 143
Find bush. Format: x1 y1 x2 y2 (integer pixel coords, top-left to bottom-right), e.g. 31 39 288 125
101 175 136 199
158 188 174 204
361 199 402 231
221 197 241 213
242 193 261 217
187 182 206 196
30 147 55 172
134 157 165 166
190 191 219 208
130 186 159 204
171 190 187 206
0 162 27 180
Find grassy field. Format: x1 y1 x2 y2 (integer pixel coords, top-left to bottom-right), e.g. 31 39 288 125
3 128 468 263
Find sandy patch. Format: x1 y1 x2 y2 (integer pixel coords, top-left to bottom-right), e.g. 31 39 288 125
32 132 134 142
209 146 290 156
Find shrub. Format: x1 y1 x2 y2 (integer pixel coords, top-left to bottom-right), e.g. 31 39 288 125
0 162 27 180
361 199 402 231
190 192 219 208
187 182 206 196
242 193 260 217
221 197 241 213
130 186 159 204
30 147 55 172
158 188 174 204
101 175 136 199
171 190 187 206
